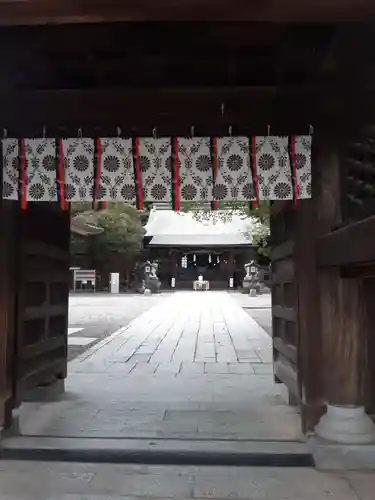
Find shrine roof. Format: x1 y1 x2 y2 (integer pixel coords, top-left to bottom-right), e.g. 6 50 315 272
145 208 259 247
71 216 103 236
148 233 251 247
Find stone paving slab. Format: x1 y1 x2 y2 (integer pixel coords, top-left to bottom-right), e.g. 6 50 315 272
67 294 167 361
15 292 301 442
2 436 310 455
231 293 272 336
0 461 371 499
231 293 271 309
346 472 375 500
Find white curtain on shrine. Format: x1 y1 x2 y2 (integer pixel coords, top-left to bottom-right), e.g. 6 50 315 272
138 137 172 203
99 138 136 202
2 138 19 200
215 136 254 201
25 138 57 202
177 137 213 202
62 138 95 202
255 136 293 200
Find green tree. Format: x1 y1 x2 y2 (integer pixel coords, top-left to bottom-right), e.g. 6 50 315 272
70 203 146 288
89 204 145 261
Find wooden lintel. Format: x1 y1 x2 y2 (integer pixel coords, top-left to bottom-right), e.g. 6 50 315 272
318 215 375 267
340 264 375 279
0 86 331 136
0 0 373 25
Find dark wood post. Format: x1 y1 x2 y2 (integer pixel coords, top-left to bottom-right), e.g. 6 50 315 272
314 130 375 442
320 270 365 407
0 202 17 429
294 199 323 432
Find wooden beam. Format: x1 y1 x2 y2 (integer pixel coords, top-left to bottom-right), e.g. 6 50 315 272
0 0 373 25
0 86 332 136
318 215 375 267
273 305 296 322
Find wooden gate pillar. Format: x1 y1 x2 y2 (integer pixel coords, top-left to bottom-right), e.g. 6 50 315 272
314 131 375 443
0 202 17 430
315 270 375 442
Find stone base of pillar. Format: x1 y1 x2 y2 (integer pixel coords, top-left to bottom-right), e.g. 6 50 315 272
23 379 65 402
0 410 20 440
315 405 375 444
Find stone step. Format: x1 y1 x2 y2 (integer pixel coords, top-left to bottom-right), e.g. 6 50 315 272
0 436 313 467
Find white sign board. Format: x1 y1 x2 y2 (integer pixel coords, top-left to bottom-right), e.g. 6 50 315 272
110 272 120 294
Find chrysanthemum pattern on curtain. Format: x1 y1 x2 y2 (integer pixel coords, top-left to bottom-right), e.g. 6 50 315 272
2 139 19 200
294 135 312 199
25 139 57 202
177 137 213 202
1 135 312 203
138 138 172 203
99 138 136 202
62 138 95 202
255 136 293 200
215 137 254 201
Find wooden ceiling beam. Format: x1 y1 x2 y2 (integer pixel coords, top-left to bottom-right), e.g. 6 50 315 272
0 0 373 26
0 85 342 136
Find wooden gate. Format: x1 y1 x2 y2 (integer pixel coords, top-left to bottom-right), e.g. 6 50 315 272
13 203 70 407
271 198 323 432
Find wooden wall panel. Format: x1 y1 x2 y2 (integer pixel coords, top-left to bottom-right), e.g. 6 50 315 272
271 184 323 430
271 202 299 405
13 203 70 404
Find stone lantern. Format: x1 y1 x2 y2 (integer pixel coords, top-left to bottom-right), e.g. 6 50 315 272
143 260 161 294
243 260 260 296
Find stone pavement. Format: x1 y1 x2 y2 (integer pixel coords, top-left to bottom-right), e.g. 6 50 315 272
17 291 300 441
232 293 272 336
0 460 374 499
67 293 167 361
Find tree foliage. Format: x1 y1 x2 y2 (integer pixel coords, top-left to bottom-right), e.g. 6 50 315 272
92 205 145 261
70 202 145 263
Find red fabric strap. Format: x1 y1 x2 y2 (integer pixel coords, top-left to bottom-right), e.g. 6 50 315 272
251 136 259 209
134 137 143 210
290 135 298 207
173 137 180 212
20 139 27 210
57 139 67 210
212 137 218 210
94 137 105 209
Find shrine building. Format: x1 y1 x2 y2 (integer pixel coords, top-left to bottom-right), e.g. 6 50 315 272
144 204 262 290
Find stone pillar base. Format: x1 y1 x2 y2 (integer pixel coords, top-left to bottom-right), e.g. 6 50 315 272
315 405 375 444
23 379 65 402
0 411 20 440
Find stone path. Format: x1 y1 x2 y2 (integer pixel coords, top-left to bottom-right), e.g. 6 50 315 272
0 461 373 499
232 293 272 335
17 292 300 441
67 293 166 361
